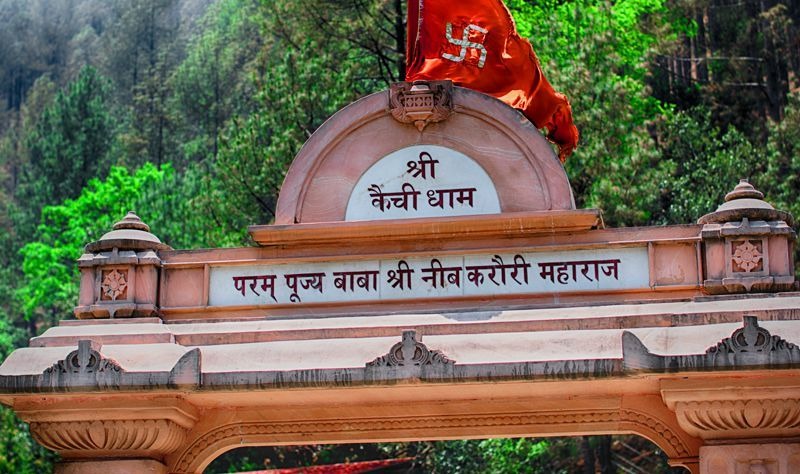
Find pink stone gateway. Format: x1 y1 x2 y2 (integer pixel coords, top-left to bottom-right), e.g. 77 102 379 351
1 81 799 474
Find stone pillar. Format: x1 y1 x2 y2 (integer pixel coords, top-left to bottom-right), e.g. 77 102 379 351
55 459 168 474
663 378 800 474
74 212 171 319
700 444 800 474
698 180 796 294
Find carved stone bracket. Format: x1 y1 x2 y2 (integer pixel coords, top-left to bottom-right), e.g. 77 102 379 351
623 316 800 372
367 330 454 367
389 81 453 131
21 398 199 464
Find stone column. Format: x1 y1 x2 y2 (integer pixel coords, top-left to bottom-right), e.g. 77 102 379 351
663 378 800 474
699 444 800 474
55 459 168 474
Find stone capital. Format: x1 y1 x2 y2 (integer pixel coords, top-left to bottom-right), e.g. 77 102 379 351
662 378 800 441
18 397 197 462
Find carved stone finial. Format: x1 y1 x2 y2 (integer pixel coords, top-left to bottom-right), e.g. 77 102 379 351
76 211 171 320
698 180 796 295
389 81 453 131
367 330 455 367
698 179 792 226
725 179 764 202
113 211 151 232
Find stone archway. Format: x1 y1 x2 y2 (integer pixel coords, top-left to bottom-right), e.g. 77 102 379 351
1 82 799 474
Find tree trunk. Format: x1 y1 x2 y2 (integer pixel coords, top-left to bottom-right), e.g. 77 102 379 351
581 436 595 474
394 0 405 80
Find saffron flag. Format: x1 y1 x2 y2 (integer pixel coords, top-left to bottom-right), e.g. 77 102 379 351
406 0 579 161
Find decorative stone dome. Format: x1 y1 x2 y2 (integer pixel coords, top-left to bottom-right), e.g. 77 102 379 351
698 180 794 226
85 211 172 252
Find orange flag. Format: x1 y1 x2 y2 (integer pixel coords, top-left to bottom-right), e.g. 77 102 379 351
406 0 579 162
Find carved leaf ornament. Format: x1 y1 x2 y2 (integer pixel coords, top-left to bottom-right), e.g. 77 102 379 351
707 316 794 355
44 340 122 376
367 330 454 367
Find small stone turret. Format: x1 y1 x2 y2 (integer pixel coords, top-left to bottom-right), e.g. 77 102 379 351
699 180 796 294
74 212 171 319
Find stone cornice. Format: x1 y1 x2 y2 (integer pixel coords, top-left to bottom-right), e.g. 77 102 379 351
0 339 200 393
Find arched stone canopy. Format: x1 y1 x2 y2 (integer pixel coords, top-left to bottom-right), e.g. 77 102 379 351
169 392 700 473
275 82 574 224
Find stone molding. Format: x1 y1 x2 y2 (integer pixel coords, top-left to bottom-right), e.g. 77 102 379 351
171 408 694 473
619 408 691 458
699 443 800 474
54 459 168 474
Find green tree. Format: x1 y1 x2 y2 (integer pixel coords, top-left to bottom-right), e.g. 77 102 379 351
508 0 673 226
201 38 360 240
655 107 761 224
171 0 264 168
17 66 114 229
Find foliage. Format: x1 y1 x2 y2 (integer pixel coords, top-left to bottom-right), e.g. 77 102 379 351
201 38 361 240
765 92 800 220
655 108 761 224
0 407 56 473
17 66 114 229
506 0 672 225
171 0 263 167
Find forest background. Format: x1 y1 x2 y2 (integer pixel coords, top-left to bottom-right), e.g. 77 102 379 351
0 0 798 472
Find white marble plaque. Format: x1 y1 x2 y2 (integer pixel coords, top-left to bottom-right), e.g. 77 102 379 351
208 247 650 307
345 145 501 221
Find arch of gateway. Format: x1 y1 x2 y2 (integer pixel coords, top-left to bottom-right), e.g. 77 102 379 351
1 81 799 473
